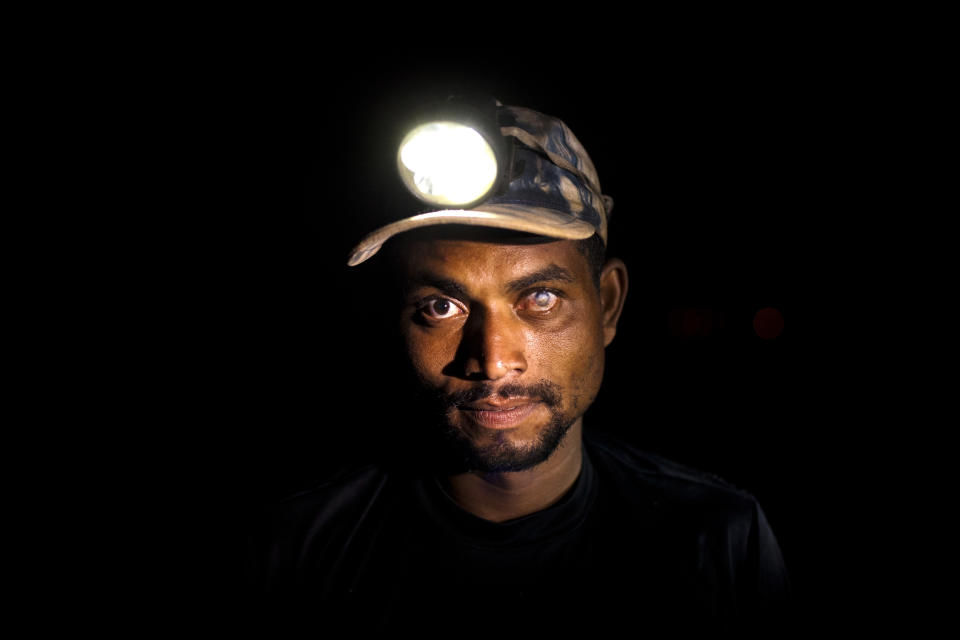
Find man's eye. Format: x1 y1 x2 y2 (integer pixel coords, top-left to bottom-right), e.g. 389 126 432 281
520 290 559 313
420 297 464 320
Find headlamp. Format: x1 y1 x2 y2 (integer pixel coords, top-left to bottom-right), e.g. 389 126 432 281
396 96 511 209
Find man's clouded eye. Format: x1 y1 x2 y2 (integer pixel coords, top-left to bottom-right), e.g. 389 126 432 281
520 290 559 312
420 297 464 320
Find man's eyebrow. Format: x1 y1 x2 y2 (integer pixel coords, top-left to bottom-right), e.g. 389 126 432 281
505 264 575 293
406 274 468 300
405 264 575 299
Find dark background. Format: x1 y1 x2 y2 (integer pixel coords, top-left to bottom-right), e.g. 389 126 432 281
161 43 871 627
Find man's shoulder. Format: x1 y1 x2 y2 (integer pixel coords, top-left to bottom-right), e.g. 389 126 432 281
584 427 759 517
270 462 391 516
243 460 403 597
245 461 394 541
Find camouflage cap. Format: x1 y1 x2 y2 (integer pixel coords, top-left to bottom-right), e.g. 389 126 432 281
347 102 613 266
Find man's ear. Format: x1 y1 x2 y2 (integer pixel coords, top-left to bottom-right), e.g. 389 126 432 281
599 258 629 347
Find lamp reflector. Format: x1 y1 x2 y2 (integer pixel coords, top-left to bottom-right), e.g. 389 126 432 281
398 122 498 206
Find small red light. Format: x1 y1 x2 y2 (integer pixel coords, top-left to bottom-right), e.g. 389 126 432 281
753 307 784 339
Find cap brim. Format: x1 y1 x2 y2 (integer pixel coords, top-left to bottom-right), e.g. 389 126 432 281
347 205 596 266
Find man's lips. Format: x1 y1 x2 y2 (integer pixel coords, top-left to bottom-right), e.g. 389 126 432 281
457 398 540 429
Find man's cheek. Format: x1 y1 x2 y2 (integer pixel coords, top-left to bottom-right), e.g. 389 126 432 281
404 334 440 381
566 351 604 413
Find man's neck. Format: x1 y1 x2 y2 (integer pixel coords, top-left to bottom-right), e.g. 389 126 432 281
442 420 584 523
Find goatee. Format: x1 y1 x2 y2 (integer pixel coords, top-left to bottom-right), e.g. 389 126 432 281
438 380 573 473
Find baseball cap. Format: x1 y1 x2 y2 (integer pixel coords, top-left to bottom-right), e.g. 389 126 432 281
346 102 613 267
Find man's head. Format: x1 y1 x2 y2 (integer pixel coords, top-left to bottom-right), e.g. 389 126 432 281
348 98 626 473
384 228 627 473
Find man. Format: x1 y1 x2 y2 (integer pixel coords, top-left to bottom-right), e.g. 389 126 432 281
246 98 791 633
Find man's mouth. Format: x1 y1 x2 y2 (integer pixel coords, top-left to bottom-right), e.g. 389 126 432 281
458 398 540 429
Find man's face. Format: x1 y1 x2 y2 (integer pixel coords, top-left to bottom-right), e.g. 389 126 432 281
395 235 615 473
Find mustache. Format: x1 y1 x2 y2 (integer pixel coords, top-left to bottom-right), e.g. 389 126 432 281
440 380 562 409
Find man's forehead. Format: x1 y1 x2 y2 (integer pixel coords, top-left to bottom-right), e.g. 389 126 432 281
392 231 589 287
397 234 577 265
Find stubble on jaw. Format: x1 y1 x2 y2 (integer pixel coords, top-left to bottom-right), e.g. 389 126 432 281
447 406 575 473
428 379 576 473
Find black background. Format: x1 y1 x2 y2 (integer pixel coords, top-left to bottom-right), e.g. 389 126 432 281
155 40 877 629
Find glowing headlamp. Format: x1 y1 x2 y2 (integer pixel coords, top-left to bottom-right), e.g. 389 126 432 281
396 96 511 209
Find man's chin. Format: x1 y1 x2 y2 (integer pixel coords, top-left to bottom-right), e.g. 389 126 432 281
448 413 576 474
463 442 555 473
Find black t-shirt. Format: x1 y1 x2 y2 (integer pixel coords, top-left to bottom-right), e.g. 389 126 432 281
245 429 792 634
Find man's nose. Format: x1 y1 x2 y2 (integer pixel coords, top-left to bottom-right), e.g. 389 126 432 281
461 305 527 381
